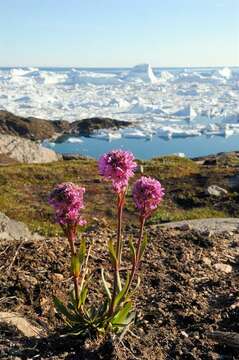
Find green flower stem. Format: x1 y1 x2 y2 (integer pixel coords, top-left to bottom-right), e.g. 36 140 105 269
121 215 146 303
109 190 125 315
67 226 80 307
135 216 145 265
116 191 125 267
78 242 92 297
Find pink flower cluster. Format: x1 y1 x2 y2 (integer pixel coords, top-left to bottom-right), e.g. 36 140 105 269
98 149 137 193
49 182 86 226
133 176 165 218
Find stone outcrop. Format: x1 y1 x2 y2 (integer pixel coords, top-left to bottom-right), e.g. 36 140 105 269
0 110 70 141
0 212 31 241
0 134 60 163
69 117 131 137
160 218 239 234
0 111 132 141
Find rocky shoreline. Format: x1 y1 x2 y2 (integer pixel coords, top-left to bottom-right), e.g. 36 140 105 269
0 111 133 163
0 110 131 141
1 110 239 165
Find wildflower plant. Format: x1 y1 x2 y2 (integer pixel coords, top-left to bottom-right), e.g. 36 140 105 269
49 150 165 338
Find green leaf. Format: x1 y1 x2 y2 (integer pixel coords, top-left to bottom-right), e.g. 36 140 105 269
101 268 112 300
116 271 122 291
79 238 86 264
128 275 141 298
71 254 80 277
88 306 98 322
113 271 130 308
108 239 117 266
53 296 78 322
111 302 133 326
80 287 88 306
139 233 148 260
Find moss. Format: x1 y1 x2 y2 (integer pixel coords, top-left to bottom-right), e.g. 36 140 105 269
0 155 237 235
149 207 228 224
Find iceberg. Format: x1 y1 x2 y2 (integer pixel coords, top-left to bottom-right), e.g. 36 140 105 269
128 100 166 115
215 67 232 80
123 128 153 140
66 137 83 143
108 98 130 110
123 64 158 84
172 105 197 120
90 130 122 141
158 71 174 82
157 125 201 139
0 65 238 136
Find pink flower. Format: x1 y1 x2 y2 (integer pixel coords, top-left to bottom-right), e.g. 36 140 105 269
49 182 86 226
132 176 165 218
98 150 137 193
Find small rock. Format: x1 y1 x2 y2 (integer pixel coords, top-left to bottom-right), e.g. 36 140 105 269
230 300 239 309
181 330 189 338
208 352 220 360
52 273 64 281
214 263 232 273
206 185 228 197
202 257 211 266
180 223 191 231
0 311 44 337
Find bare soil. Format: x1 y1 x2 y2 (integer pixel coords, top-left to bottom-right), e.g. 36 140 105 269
0 223 238 359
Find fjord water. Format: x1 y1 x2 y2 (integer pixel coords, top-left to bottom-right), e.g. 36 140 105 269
45 134 239 160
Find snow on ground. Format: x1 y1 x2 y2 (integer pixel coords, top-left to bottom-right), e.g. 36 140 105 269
0 64 238 137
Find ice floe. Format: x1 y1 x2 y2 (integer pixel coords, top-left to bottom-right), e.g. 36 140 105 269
0 64 238 141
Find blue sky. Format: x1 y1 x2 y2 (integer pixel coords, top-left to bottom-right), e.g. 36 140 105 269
0 0 238 67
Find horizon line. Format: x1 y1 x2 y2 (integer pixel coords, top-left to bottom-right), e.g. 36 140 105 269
0 64 238 69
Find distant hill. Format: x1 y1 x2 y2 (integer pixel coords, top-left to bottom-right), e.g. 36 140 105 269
0 110 131 141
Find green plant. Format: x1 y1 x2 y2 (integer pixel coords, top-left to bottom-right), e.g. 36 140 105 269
49 150 165 338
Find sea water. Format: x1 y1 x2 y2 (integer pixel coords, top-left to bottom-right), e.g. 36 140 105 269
44 134 239 160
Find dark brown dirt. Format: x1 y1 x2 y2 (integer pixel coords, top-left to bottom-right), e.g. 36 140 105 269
0 223 238 359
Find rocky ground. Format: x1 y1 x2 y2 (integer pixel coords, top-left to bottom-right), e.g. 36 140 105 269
0 216 238 359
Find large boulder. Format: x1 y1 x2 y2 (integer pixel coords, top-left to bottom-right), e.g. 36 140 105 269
0 212 31 241
206 185 228 197
0 134 61 163
160 218 239 234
